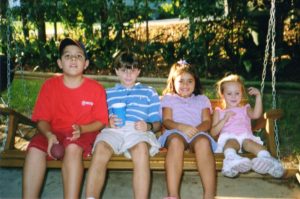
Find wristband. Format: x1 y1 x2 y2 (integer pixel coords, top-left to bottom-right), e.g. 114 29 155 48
147 122 153 131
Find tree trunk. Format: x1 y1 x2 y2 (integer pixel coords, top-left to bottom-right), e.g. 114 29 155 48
100 0 109 39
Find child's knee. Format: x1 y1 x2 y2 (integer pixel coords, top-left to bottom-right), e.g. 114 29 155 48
131 142 148 154
242 139 252 148
194 135 210 146
65 143 83 157
94 141 113 154
167 134 185 149
224 139 240 150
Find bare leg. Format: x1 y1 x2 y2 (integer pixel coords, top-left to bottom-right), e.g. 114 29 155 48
86 141 113 198
243 139 284 177
23 147 47 199
62 143 84 199
222 139 252 177
242 139 265 155
192 136 216 199
130 142 150 199
165 134 185 199
223 139 240 152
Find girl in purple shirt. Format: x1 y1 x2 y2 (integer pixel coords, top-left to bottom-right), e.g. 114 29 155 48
159 60 217 199
211 74 284 178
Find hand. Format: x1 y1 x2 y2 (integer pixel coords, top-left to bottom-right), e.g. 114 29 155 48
180 124 198 138
109 115 123 128
248 87 261 97
67 124 81 141
134 120 147 132
46 132 59 158
224 111 236 122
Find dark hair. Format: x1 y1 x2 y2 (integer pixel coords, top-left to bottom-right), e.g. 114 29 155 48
163 61 203 95
113 51 140 69
59 38 87 59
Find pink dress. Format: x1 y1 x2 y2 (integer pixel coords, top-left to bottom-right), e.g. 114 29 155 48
215 104 263 153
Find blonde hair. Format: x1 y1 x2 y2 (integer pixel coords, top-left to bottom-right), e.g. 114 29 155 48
216 74 247 107
163 60 203 95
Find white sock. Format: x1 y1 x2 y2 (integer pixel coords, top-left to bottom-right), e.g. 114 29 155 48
257 150 271 158
224 148 239 159
86 197 96 199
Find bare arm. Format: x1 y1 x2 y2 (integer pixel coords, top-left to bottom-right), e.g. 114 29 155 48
69 121 106 141
162 107 208 138
247 87 263 119
36 120 58 157
195 108 212 132
134 120 161 132
162 107 180 130
211 110 235 137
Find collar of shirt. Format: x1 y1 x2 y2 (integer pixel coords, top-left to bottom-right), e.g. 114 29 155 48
114 82 142 90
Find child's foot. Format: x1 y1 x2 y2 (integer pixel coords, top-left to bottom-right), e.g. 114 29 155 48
163 197 177 199
222 156 252 177
252 157 284 178
268 160 284 178
251 157 273 174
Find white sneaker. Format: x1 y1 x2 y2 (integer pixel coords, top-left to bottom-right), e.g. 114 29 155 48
252 156 284 178
222 156 252 178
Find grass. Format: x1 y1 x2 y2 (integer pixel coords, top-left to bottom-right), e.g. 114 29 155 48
1 78 300 157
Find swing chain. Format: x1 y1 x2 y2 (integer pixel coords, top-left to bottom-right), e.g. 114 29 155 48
261 0 275 95
1 7 13 151
6 9 12 107
261 0 281 160
270 0 281 160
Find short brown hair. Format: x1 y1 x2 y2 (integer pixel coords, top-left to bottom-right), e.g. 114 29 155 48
113 51 140 70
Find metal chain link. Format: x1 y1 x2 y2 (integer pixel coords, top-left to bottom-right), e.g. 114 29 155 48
6 9 12 107
261 0 281 160
270 0 281 160
270 1 281 159
261 0 275 95
2 8 13 151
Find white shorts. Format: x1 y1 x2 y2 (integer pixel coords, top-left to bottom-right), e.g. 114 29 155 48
215 132 263 153
93 122 161 159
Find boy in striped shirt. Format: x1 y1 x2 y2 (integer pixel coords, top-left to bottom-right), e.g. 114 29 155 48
86 51 161 199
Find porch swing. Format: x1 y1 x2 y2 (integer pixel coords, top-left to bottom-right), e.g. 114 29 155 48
0 0 284 173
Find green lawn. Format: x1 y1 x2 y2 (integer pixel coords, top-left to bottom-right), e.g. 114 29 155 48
1 78 300 157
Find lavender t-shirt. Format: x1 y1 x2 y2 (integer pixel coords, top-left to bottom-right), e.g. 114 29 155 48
161 94 212 126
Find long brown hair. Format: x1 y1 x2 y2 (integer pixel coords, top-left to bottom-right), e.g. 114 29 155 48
163 60 203 96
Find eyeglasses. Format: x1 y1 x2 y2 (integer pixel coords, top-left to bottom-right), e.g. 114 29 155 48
62 53 85 61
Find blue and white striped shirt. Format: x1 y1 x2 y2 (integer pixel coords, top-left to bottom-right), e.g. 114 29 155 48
106 83 161 123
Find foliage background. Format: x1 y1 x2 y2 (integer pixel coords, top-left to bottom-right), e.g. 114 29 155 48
1 0 300 156
0 0 300 81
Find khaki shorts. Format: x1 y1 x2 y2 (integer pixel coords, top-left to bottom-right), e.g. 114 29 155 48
93 122 160 159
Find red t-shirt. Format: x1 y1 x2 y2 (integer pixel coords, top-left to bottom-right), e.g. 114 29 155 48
32 75 108 137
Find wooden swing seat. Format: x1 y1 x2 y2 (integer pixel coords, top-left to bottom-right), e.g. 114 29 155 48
0 99 283 170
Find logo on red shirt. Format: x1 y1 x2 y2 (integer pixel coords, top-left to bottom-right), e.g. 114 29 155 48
81 100 94 106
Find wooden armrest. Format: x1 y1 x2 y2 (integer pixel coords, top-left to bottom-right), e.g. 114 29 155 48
264 109 283 120
252 109 282 132
263 109 283 157
0 107 36 150
252 116 266 132
0 107 36 127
